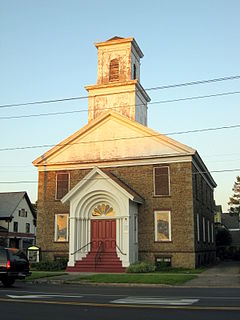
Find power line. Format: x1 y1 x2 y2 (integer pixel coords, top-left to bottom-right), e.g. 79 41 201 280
0 168 239 184
145 75 240 91
166 124 240 135
0 123 239 152
1 90 240 121
0 74 240 109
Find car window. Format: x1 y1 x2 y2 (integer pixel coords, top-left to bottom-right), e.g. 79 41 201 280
8 249 28 261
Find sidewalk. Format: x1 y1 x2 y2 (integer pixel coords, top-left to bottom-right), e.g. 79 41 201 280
183 260 240 288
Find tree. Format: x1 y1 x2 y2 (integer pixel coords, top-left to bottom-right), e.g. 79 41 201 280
228 176 240 216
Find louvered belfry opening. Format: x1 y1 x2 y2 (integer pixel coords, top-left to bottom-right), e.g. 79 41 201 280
109 58 119 82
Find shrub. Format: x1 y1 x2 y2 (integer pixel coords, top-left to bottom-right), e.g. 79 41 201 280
31 258 68 271
126 261 156 273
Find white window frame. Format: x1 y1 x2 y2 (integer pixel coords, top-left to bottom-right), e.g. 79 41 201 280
134 215 138 244
197 213 200 242
54 213 69 242
153 166 170 196
154 210 171 242
203 217 206 242
211 222 214 243
207 220 210 243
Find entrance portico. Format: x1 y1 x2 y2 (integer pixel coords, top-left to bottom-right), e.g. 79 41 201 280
61 167 143 270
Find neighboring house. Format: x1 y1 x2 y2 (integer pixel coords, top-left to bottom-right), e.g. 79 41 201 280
214 204 223 224
0 192 36 249
221 213 240 247
33 36 216 271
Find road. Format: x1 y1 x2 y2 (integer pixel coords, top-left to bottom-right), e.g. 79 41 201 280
0 281 240 319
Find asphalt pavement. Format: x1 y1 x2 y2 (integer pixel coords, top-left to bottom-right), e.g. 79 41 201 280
1 282 240 320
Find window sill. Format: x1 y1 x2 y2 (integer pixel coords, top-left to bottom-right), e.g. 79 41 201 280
154 241 172 243
153 195 171 198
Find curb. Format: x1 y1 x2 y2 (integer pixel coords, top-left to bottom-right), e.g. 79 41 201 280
28 279 240 289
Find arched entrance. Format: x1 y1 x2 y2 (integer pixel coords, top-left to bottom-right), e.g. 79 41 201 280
91 204 116 253
61 167 141 271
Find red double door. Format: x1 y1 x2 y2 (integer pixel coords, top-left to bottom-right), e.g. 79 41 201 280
91 219 116 252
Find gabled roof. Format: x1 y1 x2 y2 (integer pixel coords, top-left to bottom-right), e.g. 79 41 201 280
62 167 144 204
0 192 36 219
107 36 123 41
221 213 240 229
33 111 196 166
32 111 216 188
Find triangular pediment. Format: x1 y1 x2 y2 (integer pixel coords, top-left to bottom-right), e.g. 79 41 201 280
33 112 195 167
61 167 143 204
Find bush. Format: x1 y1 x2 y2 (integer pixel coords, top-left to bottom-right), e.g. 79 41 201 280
31 258 68 271
126 261 156 273
155 261 171 271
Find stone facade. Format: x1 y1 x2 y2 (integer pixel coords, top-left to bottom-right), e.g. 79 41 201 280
37 161 215 268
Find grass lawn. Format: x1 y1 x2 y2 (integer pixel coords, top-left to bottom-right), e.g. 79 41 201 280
25 271 66 281
74 273 197 285
154 267 206 274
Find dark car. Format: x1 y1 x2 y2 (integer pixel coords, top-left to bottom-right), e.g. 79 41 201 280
0 247 31 287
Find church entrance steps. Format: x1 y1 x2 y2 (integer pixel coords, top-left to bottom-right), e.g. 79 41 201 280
66 251 126 273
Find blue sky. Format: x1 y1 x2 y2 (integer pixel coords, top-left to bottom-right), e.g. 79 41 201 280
0 0 240 211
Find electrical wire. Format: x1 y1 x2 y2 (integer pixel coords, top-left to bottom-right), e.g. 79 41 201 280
0 123 239 152
0 74 240 109
0 168 239 184
0 90 240 121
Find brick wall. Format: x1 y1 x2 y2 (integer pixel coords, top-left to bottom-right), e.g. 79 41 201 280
37 161 215 267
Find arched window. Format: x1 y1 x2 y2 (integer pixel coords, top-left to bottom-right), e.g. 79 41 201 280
109 59 119 82
92 204 115 217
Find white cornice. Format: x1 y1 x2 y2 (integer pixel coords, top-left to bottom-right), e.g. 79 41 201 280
36 154 193 172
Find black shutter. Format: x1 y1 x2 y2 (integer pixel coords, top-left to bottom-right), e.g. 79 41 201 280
154 167 169 196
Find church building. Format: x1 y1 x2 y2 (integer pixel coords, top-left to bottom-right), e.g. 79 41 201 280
33 37 216 271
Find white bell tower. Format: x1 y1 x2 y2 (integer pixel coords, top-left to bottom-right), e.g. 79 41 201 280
85 36 150 126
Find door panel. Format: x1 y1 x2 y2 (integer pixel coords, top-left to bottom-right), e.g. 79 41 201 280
91 219 116 252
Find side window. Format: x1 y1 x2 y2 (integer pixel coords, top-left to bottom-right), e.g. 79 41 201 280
154 210 171 242
202 217 206 242
19 209 27 217
133 64 137 79
197 213 200 242
26 223 30 233
55 214 69 242
154 166 170 196
13 221 18 233
56 173 69 200
109 58 119 82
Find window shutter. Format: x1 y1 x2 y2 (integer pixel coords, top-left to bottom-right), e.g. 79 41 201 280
109 59 119 82
154 167 169 196
56 173 69 200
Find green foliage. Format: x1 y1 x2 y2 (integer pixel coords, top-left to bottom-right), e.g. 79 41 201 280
126 261 156 273
228 175 240 215
216 228 232 246
31 258 68 271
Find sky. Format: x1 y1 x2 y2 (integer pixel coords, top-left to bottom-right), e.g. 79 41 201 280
0 0 240 211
